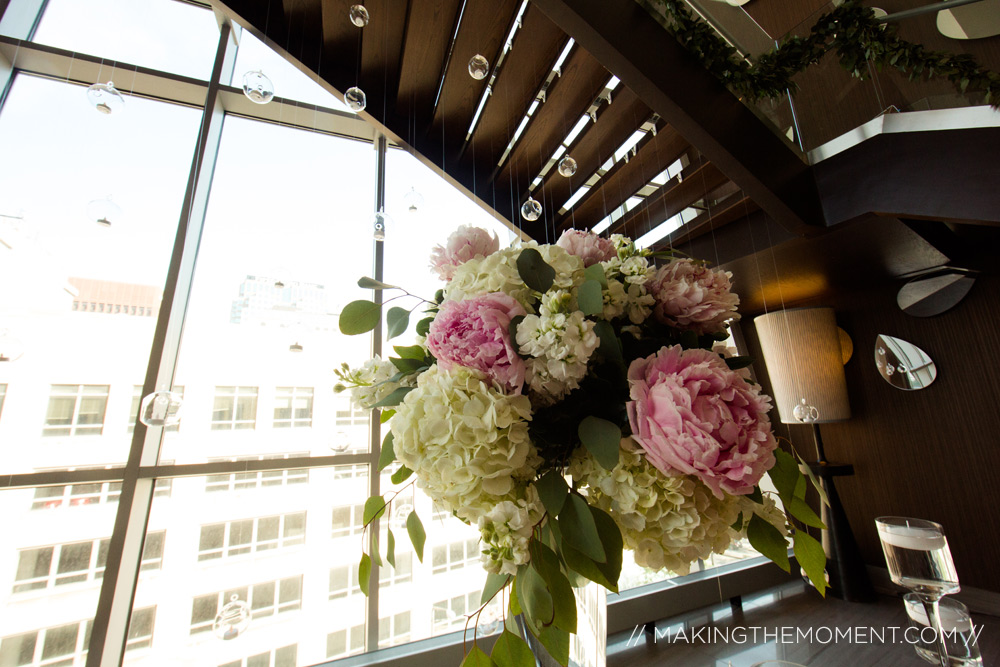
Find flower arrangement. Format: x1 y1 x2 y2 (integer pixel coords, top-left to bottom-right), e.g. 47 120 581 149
336 226 827 665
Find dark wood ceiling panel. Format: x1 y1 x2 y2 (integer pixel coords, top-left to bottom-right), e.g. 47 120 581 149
429 0 521 161
610 158 728 240
461 4 569 178
319 0 358 90
534 86 648 224
493 46 609 220
660 191 758 249
358 0 410 123
560 123 690 231
395 0 464 128
280 0 325 74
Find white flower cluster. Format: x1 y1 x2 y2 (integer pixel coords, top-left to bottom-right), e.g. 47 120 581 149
390 364 541 523
444 242 584 313
336 357 410 410
601 279 656 324
515 291 599 405
571 438 771 575
478 487 544 575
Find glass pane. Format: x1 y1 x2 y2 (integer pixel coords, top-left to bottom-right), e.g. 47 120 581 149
162 116 375 464
0 486 117 662
0 74 202 473
126 467 368 666
32 0 220 81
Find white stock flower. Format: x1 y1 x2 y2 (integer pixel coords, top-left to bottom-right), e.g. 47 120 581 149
340 356 408 410
390 365 540 523
478 488 544 575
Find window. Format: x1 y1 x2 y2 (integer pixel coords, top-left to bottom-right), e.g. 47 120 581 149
0 608 153 666
126 607 156 651
326 624 365 659
273 387 313 428
432 592 480 633
328 566 360 600
13 532 165 592
211 386 258 430
378 611 411 648
381 552 413 587
219 644 297 667
332 464 367 480
198 513 305 561
31 479 171 510
42 385 109 436
431 538 481 574
331 504 365 539
205 456 309 492
190 577 302 635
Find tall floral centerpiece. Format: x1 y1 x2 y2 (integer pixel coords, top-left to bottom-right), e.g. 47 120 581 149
336 227 827 666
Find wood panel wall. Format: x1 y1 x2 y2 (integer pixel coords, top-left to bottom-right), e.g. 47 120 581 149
738 272 1000 593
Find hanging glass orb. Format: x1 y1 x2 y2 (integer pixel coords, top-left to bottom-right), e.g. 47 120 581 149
557 155 578 177
0 329 25 362
373 209 391 241
242 70 274 104
792 398 820 423
349 4 370 27
468 54 489 80
86 82 125 115
139 390 183 428
403 187 424 213
289 342 303 353
520 197 542 222
87 197 122 227
213 594 252 640
331 431 351 452
344 86 366 112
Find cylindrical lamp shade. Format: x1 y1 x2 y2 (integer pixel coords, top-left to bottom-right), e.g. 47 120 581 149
754 307 851 424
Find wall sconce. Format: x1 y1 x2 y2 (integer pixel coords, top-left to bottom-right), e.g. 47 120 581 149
755 307 875 602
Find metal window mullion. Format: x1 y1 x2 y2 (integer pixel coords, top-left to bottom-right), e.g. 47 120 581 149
85 21 238 667
366 133 388 653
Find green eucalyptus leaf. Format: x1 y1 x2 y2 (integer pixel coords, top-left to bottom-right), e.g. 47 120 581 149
589 505 623 590
516 248 555 293
371 534 382 566
747 486 764 504
481 572 510 606
390 357 425 373
393 344 426 360
372 386 414 408
558 494 606 563
406 511 426 562
794 473 807 499
358 553 372 596
731 512 744 531
578 279 603 316
459 645 491 667
516 564 554 628
390 465 413 485
593 321 624 370
386 529 396 568
794 451 830 507
386 306 410 340
768 448 800 501
583 262 608 287
363 496 386 525
787 496 826 529
377 431 395 471
379 409 395 423
535 469 569 516
747 514 790 572
509 579 522 616
724 355 754 370
578 416 621 471
415 316 434 337
339 300 382 335
537 625 569 666
358 276 399 290
509 314 526 355
794 530 828 597
491 629 535 667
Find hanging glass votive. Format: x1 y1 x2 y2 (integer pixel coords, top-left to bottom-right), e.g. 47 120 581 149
138 390 183 428
86 82 125 115
403 187 424 213
242 70 274 104
345 86 367 112
792 398 820 423
87 197 122 227
373 209 391 241
557 156 578 177
349 4 370 27
468 54 489 80
213 594 252 640
520 198 542 222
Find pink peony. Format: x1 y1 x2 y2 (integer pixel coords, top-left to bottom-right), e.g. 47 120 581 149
426 292 527 393
556 229 616 267
626 345 776 498
646 258 740 334
430 225 500 281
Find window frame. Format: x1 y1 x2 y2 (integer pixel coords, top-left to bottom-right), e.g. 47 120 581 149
41 384 110 437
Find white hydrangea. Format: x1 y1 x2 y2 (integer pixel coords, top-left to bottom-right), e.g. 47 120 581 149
336 356 410 410
478 487 544 575
444 242 584 312
515 292 599 405
570 438 750 575
390 364 541 523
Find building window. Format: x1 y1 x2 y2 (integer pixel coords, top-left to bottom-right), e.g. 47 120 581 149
432 592 480 633
328 564 362 600
190 577 302 635
334 400 368 427
431 538 480 574
198 513 305 561
0 608 153 665
211 386 258 430
332 464 367 480
126 607 156 651
219 644 297 667
331 504 365 539
31 479 171 510
42 384 109 436
273 387 313 428
380 552 413 587
205 455 309 492
13 532 165 593
326 624 365 659
378 611 411 647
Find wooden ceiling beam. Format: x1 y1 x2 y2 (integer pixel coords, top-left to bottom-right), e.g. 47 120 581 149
395 0 464 130
532 0 823 237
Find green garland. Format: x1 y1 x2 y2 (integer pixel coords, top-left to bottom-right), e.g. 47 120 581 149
654 0 1000 108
